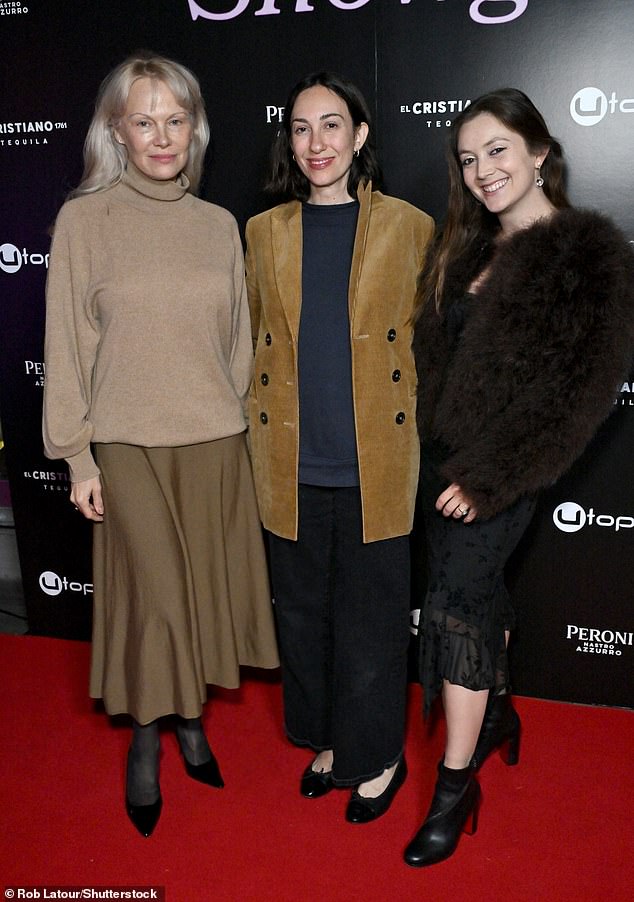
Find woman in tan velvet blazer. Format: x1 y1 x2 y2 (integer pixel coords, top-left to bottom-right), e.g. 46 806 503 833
246 72 433 823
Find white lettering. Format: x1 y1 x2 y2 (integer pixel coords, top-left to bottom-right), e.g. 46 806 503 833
328 0 371 8
254 0 283 13
188 0 250 21
187 1 525 24
568 625 633 647
266 105 284 123
469 0 528 24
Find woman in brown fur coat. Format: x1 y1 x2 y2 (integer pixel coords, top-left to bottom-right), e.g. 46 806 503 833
406 88 634 867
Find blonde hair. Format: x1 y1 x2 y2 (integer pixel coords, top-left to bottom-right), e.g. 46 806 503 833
70 53 210 198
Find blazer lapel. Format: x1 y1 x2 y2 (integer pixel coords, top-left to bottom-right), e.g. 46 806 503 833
271 201 303 339
348 181 372 323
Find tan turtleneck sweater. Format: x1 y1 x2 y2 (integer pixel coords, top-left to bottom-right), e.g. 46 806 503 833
43 164 253 483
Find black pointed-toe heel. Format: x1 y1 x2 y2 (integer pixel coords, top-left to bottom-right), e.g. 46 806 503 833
471 693 521 770
300 762 334 798
183 750 224 788
346 757 407 824
125 733 161 837
404 762 480 868
125 794 162 838
175 717 224 788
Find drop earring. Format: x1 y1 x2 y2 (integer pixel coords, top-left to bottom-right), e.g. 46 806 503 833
535 163 544 188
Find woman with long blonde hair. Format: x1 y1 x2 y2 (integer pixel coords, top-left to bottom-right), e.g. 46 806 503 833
43 53 278 837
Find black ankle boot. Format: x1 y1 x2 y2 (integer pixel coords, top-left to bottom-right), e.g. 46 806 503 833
403 761 480 868
471 693 521 771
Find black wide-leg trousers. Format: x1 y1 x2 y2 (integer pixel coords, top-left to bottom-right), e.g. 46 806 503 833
267 484 411 786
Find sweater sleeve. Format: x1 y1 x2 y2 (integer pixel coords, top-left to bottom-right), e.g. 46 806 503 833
42 202 101 483
227 216 254 409
244 217 262 352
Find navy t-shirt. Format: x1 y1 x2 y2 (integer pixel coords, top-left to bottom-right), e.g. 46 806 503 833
298 200 360 486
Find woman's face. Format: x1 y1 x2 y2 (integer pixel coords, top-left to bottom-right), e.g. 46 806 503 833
114 77 193 181
457 112 547 229
289 85 368 204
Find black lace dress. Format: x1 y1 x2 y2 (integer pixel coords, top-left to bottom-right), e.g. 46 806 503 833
417 293 536 714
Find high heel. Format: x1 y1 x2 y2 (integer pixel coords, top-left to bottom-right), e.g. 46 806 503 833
471 693 521 770
183 751 224 788
176 717 224 787
126 724 161 837
126 794 162 837
346 757 407 823
403 762 480 867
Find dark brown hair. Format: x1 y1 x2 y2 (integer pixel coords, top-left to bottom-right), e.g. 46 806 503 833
265 71 382 202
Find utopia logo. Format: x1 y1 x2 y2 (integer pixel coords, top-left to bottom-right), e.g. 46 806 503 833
570 87 634 127
39 571 93 597
553 502 634 533
0 243 50 274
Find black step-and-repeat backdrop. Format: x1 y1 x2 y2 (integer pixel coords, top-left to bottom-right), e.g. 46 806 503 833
1 1 632 707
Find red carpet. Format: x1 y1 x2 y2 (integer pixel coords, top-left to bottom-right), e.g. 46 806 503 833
1 634 632 902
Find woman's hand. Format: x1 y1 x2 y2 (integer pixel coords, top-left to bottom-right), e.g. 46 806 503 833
435 482 477 523
70 476 104 522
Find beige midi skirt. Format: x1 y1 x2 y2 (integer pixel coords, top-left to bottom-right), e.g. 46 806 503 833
89 433 279 724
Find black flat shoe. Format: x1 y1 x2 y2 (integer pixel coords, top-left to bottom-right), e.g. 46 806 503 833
471 693 521 770
184 751 224 788
346 757 407 824
300 762 334 798
125 794 162 838
404 764 480 867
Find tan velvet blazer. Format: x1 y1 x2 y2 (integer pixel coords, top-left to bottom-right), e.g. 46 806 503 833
245 181 434 542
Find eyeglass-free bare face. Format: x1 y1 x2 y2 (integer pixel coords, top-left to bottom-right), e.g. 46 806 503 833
114 77 193 182
290 85 368 205
458 112 550 233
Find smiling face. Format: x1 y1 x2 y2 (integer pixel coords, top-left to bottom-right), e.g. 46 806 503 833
289 84 368 205
457 112 552 232
113 77 193 182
